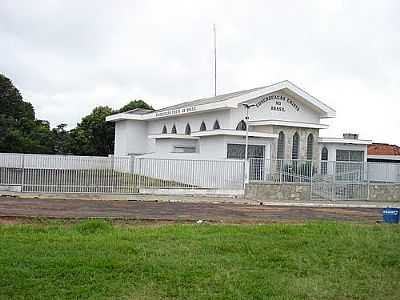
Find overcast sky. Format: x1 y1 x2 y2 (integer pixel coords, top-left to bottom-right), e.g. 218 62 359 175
1 0 399 144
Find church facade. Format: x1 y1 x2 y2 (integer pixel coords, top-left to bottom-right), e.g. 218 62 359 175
107 80 371 163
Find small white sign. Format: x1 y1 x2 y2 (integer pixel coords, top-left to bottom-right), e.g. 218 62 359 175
155 106 197 117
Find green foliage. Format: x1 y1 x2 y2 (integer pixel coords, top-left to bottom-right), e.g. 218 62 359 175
118 99 153 113
73 219 113 234
69 106 115 156
51 123 73 154
0 222 399 299
0 74 54 153
0 73 153 156
0 74 34 120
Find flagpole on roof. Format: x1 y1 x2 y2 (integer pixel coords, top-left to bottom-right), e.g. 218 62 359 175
213 23 217 97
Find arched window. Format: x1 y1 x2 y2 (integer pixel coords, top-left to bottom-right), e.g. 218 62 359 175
200 121 207 131
236 120 246 131
306 133 314 160
185 123 191 135
321 147 328 160
321 147 328 175
162 125 167 134
292 132 299 160
277 131 285 159
171 124 177 134
213 120 220 130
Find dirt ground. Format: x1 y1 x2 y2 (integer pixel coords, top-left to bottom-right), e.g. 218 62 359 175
0 195 384 224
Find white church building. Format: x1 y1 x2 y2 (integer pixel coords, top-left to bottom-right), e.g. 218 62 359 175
107 80 371 163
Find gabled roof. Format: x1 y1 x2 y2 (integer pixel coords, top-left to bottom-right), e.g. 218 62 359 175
151 85 268 112
107 80 336 122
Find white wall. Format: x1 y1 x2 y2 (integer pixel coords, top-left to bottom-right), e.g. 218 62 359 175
114 121 128 156
197 136 273 160
318 143 368 162
230 91 321 127
154 139 198 154
114 120 148 155
198 136 226 159
147 110 231 136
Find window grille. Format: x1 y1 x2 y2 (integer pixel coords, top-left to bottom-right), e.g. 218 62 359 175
306 133 314 160
277 131 285 159
171 124 177 134
292 132 299 160
236 120 246 131
185 123 191 135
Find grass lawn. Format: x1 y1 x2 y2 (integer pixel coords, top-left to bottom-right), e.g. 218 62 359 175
0 220 399 300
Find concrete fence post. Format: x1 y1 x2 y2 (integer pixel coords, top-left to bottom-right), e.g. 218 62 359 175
367 161 370 200
310 160 314 201
137 158 142 191
242 160 249 189
20 154 25 192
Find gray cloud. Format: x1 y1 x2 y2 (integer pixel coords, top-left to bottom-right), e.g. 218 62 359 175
1 0 399 144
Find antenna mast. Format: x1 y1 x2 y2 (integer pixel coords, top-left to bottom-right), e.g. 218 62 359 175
213 24 217 96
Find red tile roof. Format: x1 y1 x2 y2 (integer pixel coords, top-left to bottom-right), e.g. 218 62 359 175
368 143 400 156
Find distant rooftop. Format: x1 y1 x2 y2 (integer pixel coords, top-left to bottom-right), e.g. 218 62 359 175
368 143 400 156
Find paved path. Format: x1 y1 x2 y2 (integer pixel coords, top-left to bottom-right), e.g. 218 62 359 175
0 196 383 223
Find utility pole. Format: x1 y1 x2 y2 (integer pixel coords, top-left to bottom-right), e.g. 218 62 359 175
242 103 256 185
213 24 217 96
243 103 256 161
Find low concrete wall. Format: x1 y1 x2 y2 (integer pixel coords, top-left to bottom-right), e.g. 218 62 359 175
0 185 22 192
369 184 400 201
0 191 258 205
245 182 310 201
246 182 400 202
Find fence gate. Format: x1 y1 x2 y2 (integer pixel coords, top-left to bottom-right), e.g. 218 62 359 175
311 161 369 200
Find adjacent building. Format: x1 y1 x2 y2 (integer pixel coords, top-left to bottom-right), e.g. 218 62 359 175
368 143 400 163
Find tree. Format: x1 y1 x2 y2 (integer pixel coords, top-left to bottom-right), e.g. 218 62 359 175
0 74 34 120
69 106 114 156
118 99 153 113
0 74 54 154
0 73 154 156
52 123 73 154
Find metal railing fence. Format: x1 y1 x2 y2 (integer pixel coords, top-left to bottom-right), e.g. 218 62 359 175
248 158 400 200
1 153 399 198
0 153 245 193
248 158 400 184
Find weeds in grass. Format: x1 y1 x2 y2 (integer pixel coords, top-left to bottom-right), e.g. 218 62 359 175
72 219 113 234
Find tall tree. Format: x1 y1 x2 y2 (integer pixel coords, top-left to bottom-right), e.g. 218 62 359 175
52 123 73 154
0 74 154 156
0 74 54 154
